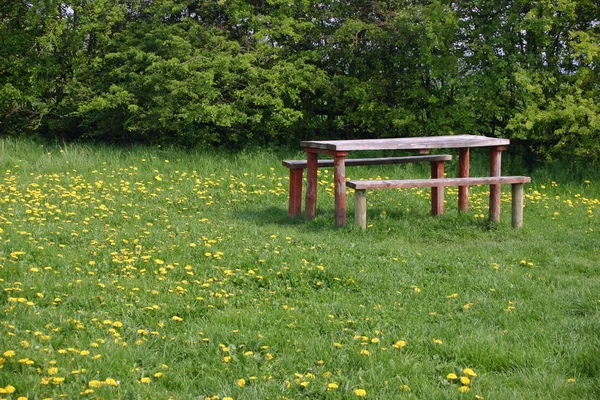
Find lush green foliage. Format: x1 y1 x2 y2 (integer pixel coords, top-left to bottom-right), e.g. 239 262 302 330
1 139 599 399
1 1 599 158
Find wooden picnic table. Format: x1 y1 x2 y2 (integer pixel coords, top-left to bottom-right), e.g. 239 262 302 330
301 135 511 226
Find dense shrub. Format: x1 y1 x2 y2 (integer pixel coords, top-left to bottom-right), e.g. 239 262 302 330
1 1 599 159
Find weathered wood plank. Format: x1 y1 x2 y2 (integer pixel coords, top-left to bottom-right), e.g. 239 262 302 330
301 135 510 152
346 176 531 190
282 155 452 170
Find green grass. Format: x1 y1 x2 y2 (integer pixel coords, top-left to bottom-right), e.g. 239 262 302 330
0 138 599 399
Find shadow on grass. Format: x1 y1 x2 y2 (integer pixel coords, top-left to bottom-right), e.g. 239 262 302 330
358 205 507 238
234 203 504 240
235 205 344 233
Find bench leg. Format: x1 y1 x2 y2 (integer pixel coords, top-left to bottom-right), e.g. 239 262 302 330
305 151 318 220
354 189 367 230
458 148 470 212
430 160 445 216
511 183 525 229
288 169 303 218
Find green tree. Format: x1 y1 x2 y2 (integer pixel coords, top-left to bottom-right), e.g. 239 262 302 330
1 0 599 159
454 0 600 159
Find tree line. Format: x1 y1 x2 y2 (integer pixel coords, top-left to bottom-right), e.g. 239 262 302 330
1 1 599 159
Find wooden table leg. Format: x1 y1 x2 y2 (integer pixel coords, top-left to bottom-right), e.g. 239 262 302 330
305 150 318 220
458 148 470 212
489 146 505 223
333 151 348 226
431 160 445 216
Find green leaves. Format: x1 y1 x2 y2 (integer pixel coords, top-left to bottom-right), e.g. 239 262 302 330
1 0 599 159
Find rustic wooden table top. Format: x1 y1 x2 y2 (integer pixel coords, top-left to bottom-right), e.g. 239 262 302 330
301 135 510 152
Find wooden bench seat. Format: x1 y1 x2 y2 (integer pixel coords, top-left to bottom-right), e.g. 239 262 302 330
346 176 531 230
282 155 452 217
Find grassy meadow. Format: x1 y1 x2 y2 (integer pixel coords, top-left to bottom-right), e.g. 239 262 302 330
0 138 599 400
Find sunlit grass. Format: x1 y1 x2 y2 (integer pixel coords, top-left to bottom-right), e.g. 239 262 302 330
0 138 599 399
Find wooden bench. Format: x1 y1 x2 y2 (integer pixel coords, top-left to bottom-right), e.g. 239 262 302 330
283 155 452 218
346 176 531 230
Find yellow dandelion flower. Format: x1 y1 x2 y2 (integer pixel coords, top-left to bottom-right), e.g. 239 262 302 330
458 386 470 392
432 338 443 344
140 377 151 384
88 380 103 388
392 340 406 349
3 350 15 357
460 376 471 385
223 398 233 400
105 378 119 386
567 378 575 383
447 373 458 380
327 382 339 390
463 368 477 377
354 388 367 397
237 378 246 387
360 349 370 356
171 316 183 322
